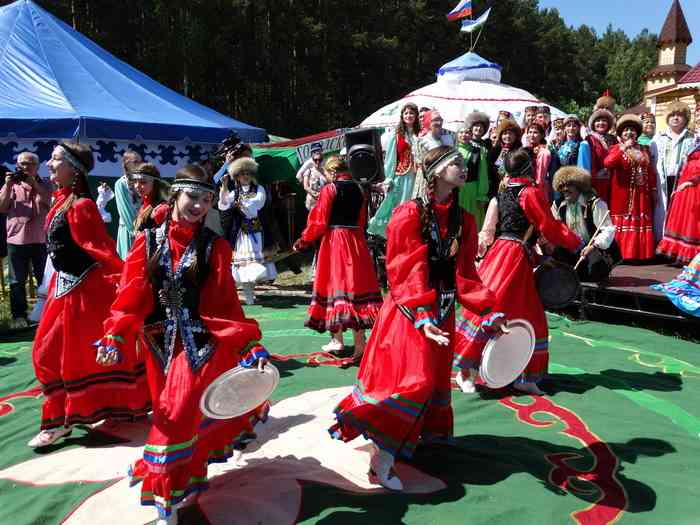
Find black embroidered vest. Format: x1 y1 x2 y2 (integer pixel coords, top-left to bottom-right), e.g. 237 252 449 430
142 223 220 373
498 185 535 243
405 197 463 324
329 180 364 227
46 209 97 298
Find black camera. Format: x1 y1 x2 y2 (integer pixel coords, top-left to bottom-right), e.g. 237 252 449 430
0 164 26 184
214 132 243 160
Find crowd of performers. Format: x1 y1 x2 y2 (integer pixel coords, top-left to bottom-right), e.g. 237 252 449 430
10 93 700 523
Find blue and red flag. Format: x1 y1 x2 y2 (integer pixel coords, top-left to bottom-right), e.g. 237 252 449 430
447 0 472 21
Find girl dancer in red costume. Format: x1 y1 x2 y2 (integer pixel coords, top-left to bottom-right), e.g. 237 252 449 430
453 149 581 396
29 142 150 448
294 155 383 362
97 165 270 525
329 146 505 491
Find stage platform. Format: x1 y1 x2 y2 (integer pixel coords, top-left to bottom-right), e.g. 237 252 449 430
575 263 697 323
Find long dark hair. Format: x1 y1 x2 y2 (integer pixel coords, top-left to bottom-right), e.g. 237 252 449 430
133 163 165 231
55 141 94 216
146 164 213 286
397 102 420 138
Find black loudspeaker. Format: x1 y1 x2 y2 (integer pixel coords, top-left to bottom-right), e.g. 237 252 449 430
344 128 384 184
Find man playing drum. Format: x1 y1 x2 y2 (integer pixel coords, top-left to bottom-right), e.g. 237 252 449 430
549 166 621 282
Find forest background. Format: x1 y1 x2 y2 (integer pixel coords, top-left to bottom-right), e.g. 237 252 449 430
8 0 658 138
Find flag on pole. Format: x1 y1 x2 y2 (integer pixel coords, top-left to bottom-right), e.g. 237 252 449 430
460 8 491 33
447 0 472 21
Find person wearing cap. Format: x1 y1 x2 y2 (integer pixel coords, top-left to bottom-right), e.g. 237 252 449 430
550 166 620 282
115 150 143 259
97 164 270 525
367 102 420 238
330 145 504 491
28 142 150 449
456 111 492 227
295 143 328 211
652 101 695 242
130 163 170 232
604 114 658 261
219 157 277 305
454 149 581 396
293 155 382 362
521 105 538 135
657 141 700 265
585 107 618 202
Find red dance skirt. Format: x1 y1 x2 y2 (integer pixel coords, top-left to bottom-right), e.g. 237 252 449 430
329 296 454 458
32 269 150 430
657 185 700 264
453 239 549 384
129 340 269 518
305 227 382 333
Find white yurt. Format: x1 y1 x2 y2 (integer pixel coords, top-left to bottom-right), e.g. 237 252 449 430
360 52 565 132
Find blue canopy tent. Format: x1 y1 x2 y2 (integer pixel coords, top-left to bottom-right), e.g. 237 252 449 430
0 0 266 177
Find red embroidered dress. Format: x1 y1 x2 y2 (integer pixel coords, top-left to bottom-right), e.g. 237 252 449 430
657 146 700 264
100 219 269 518
330 198 498 458
453 178 580 384
604 144 657 260
32 188 150 430
300 174 382 332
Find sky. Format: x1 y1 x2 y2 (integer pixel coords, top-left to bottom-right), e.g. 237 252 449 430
536 0 700 66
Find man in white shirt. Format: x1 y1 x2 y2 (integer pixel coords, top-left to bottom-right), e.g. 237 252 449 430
550 166 621 282
652 101 695 242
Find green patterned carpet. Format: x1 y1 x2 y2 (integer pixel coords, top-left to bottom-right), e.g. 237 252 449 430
0 298 698 525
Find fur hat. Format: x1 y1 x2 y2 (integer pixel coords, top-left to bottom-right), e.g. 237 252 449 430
465 111 490 130
666 100 691 124
228 157 258 177
495 118 522 141
595 92 616 112
537 105 551 115
498 110 513 121
553 166 592 193
615 114 643 137
587 108 615 132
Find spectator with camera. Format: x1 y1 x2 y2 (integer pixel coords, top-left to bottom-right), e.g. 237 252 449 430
0 152 51 329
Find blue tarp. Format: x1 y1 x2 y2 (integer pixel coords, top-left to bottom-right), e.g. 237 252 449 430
0 0 266 143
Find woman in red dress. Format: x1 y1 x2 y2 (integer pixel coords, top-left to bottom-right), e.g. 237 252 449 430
293 156 382 361
97 165 270 524
131 162 169 233
329 146 505 491
586 107 618 201
604 114 658 261
453 149 581 396
657 144 700 264
29 142 150 448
